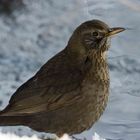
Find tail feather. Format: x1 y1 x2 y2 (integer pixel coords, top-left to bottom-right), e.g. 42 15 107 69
0 115 31 126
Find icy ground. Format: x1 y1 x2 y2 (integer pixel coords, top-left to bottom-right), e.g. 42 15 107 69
0 132 105 140
0 0 140 140
0 131 40 140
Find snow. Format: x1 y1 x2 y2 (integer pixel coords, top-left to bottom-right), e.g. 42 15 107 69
0 132 40 140
0 132 105 140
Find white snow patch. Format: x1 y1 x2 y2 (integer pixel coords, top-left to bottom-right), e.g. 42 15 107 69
0 132 105 140
0 132 40 140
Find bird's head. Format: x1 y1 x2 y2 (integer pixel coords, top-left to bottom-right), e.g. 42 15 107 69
67 19 125 57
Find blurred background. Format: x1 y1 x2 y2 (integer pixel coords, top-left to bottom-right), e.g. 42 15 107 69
0 0 140 140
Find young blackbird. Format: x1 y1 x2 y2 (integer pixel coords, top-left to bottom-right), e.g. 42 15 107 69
0 20 125 138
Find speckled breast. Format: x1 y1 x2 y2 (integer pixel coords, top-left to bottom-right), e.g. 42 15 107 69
80 57 110 131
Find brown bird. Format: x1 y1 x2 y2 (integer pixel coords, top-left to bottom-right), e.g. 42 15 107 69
0 20 125 138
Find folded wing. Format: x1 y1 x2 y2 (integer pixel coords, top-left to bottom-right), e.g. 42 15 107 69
1 50 89 116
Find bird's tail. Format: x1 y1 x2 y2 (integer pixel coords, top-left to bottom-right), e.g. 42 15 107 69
0 113 31 126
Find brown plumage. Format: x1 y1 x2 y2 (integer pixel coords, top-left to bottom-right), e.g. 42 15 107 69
0 20 125 137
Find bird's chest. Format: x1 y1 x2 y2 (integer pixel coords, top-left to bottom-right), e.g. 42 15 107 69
81 60 110 120
82 59 109 94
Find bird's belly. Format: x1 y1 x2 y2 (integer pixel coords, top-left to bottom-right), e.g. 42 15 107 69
77 82 109 129
56 82 110 135
29 82 109 136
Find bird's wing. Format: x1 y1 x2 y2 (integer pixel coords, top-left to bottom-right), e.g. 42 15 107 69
2 50 90 116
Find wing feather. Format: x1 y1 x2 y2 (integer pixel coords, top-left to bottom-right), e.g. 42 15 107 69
2 50 90 116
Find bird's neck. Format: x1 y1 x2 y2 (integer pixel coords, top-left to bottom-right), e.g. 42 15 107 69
88 50 109 82
65 44 108 70
88 50 108 64
66 44 87 64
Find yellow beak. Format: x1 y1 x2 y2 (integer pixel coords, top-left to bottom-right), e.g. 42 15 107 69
107 27 125 37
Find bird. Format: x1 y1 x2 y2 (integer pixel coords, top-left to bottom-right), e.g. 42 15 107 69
0 19 125 138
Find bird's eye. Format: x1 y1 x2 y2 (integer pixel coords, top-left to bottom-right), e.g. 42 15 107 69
92 32 98 37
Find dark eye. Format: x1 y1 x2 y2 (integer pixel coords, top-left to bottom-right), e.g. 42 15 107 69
92 32 98 37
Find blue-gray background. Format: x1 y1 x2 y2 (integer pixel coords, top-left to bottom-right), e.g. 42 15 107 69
0 0 140 140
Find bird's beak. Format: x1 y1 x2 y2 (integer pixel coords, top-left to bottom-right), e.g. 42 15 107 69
107 27 125 37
